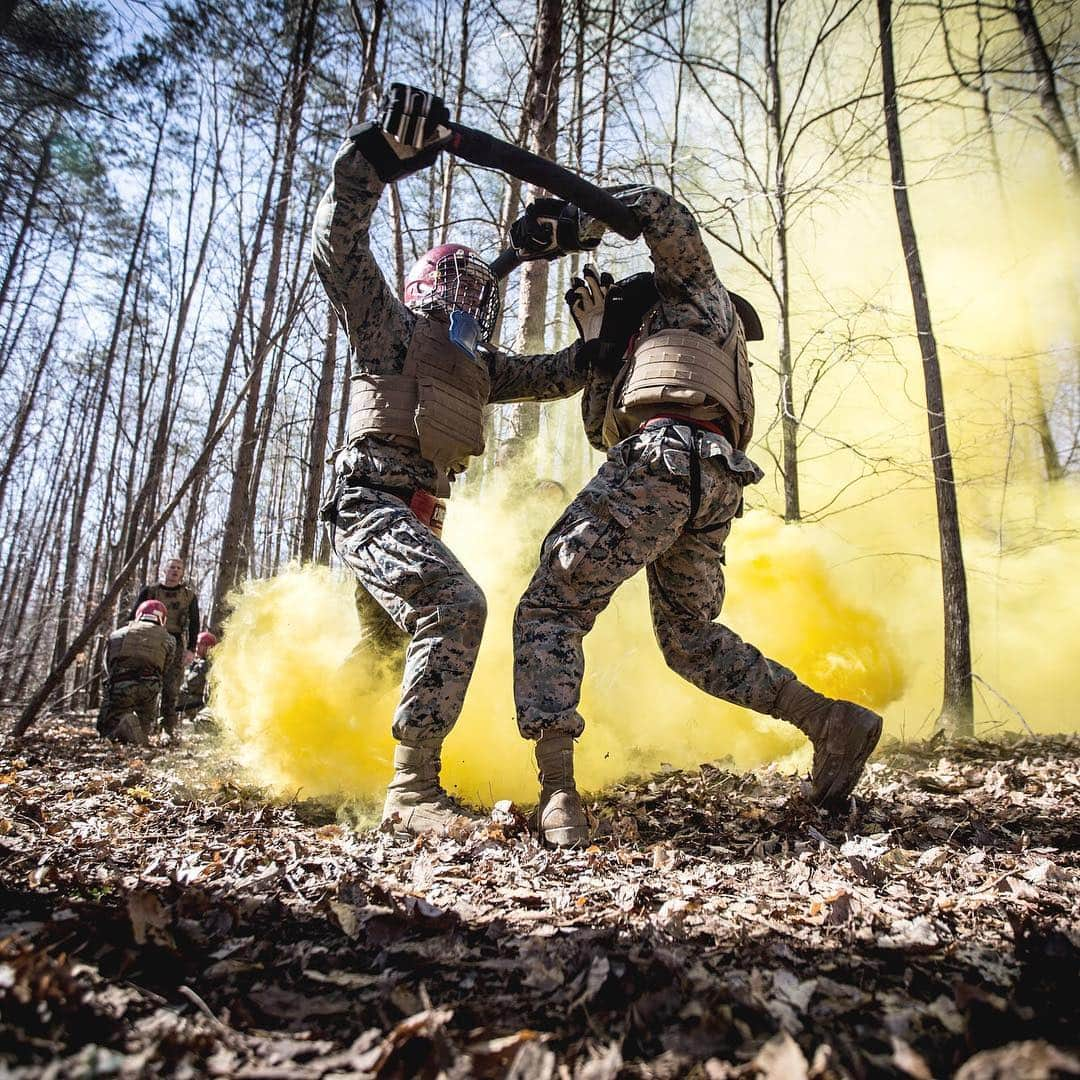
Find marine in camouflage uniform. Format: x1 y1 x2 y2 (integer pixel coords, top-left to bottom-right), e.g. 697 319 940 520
131 558 200 737
311 84 587 833
179 630 217 721
97 602 175 747
509 187 883 846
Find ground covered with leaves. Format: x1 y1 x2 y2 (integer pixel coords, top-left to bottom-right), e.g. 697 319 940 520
1 715 1078 1079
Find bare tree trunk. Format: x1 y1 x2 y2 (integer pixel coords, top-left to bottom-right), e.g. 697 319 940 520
766 0 800 522
300 306 337 560
0 113 58 349
438 0 470 244
51 119 166 677
878 0 973 735
0 214 83 514
504 0 562 465
211 0 320 627
1012 0 1079 181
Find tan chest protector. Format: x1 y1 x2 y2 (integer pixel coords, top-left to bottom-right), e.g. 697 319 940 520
109 621 170 675
603 321 755 450
146 584 195 637
347 315 491 496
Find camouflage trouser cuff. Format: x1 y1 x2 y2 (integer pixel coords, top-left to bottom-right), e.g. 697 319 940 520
517 711 586 742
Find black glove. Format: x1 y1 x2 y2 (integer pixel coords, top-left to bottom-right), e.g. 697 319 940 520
509 198 600 261
379 83 451 149
351 83 451 182
579 272 660 375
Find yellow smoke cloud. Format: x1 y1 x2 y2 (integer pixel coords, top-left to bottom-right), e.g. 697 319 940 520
210 52 1080 810
210 479 908 808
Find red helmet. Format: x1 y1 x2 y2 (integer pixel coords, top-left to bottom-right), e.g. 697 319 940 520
403 244 500 341
136 599 167 626
196 631 217 654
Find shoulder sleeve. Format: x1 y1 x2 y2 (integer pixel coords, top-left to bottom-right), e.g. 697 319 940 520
311 128 413 367
486 341 586 404
578 185 735 336
580 365 615 451
187 595 200 650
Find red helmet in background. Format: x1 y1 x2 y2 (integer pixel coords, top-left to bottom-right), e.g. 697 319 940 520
403 244 500 341
196 631 217 655
136 599 167 626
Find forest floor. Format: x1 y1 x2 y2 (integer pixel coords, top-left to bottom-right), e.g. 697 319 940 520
1 715 1078 1079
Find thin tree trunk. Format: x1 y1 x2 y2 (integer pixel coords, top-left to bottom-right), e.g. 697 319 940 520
0 215 83 513
765 0 800 521
51 120 166 676
211 0 320 627
1012 0 1079 181
878 0 973 734
438 0 470 244
0 113 58 345
300 306 337 560
504 0 562 465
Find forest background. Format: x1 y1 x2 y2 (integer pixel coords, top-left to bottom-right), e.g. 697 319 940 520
0 0 1077 786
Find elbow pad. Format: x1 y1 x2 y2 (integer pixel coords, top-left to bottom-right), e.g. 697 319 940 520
346 121 440 183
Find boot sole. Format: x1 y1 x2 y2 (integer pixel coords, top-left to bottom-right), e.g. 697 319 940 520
544 824 590 848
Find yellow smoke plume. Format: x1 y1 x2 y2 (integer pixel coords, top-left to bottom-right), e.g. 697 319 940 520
210 57 1080 810
210 482 907 807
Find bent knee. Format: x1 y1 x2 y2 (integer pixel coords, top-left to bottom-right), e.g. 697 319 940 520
443 580 487 646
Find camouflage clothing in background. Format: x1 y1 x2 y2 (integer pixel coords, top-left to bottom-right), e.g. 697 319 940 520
97 678 161 744
515 185 798 739
159 640 186 735
180 657 212 717
514 423 794 737
98 621 175 743
312 132 587 741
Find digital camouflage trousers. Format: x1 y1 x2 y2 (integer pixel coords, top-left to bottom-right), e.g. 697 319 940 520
97 678 160 743
159 634 185 734
513 422 796 739
329 480 486 743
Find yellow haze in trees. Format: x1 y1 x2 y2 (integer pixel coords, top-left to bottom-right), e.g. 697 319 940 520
210 477 905 806
211 89 1080 807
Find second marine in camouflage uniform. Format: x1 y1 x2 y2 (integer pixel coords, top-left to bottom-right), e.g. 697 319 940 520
97 601 175 747
311 84 588 833
509 186 884 845
131 558 200 737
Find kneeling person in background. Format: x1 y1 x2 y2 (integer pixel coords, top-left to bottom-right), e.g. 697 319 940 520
179 631 217 723
97 600 175 747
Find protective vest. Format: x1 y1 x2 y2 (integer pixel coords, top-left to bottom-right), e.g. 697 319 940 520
145 583 196 637
347 314 490 496
603 322 754 450
108 621 171 677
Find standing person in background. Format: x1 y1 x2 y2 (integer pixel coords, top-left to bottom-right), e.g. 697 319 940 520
131 557 199 741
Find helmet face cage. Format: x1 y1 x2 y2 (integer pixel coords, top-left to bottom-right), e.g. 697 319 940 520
421 250 500 341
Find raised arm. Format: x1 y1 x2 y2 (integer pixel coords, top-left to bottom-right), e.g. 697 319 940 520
510 186 735 337
579 186 735 336
310 130 411 359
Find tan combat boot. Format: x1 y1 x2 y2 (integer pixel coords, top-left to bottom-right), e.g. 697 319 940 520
772 680 883 809
381 739 483 835
535 732 589 847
